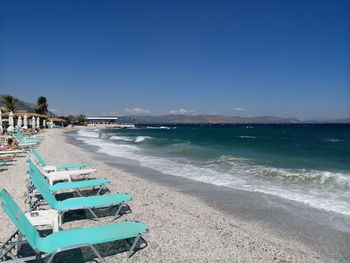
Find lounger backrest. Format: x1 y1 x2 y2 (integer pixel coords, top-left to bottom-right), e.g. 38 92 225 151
27 160 58 209
16 132 25 140
0 189 40 249
31 149 47 166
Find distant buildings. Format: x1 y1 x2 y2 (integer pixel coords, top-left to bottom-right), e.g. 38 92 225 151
86 116 135 128
86 116 118 125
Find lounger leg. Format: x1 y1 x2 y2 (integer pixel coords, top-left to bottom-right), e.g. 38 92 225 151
87 208 99 220
128 235 141 258
76 189 83 197
114 203 124 218
47 251 58 263
89 244 106 262
16 233 23 253
58 211 64 226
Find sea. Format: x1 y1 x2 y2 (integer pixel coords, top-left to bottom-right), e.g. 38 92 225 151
76 124 350 217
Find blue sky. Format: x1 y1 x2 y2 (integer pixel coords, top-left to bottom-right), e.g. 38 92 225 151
1 0 349 120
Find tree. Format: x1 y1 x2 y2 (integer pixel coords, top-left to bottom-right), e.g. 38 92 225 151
1 95 18 112
75 114 87 123
35 96 48 115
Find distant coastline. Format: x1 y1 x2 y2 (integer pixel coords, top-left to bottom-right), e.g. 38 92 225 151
116 114 350 125
2 94 349 125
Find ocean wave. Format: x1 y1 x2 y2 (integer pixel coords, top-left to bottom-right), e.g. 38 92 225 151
237 136 256 139
146 126 175 129
245 167 350 191
135 136 152 142
324 138 345 142
110 136 133 142
208 155 350 191
77 129 99 138
76 131 350 216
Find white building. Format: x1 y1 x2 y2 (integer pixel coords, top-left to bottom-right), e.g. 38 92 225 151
86 116 118 125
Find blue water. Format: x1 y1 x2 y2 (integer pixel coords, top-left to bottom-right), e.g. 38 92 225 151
77 124 350 216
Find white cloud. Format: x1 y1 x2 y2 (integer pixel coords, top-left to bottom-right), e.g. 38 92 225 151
124 107 150 114
169 108 195 115
234 107 245 112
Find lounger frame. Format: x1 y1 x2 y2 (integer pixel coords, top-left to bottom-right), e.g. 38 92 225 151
0 229 148 263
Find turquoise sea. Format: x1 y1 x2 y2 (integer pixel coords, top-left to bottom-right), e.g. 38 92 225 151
77 124 350 216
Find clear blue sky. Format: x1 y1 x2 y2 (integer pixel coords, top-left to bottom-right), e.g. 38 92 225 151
1 0 349 120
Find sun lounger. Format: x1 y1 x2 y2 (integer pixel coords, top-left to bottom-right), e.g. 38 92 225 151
15 128 44 139
27 160 132 222
25 162 110 198
0 149 27 154
18 141 38 147
0 189 148 262
30 158 96 185
15 130 43 142
15 135 41 144
31 148 91 172
0 154 15 158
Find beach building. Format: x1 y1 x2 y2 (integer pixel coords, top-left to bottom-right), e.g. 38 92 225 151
86 116 135 128
86 116 118 125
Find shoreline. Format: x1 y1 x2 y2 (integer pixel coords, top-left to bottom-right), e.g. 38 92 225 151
1 128 348 262
66 128 350 262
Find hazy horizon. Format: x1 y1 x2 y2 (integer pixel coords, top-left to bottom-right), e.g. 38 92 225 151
1 0 349 120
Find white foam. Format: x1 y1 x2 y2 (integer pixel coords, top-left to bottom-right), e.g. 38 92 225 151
135 136 152 142
76 130 350 216
146 126 174 129
325 138 345 142
77 129 99 138
238 136 256 139
110 136 133 142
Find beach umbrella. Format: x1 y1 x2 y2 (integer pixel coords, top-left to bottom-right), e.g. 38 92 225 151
23 115 28 129
32 116 36 129
0 110 2 133
36 117 40 129
43 119 46 129
7 111 14 132
17 116 22 128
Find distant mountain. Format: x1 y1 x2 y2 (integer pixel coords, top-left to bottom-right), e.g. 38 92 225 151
0 94 37 112
329 118 350 124
118 114 350 124
117 114 301 124
0 94 55 117
311 118 350 124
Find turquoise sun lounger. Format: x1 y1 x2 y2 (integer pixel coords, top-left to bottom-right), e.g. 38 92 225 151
15 127 44 137
25 163 110 199
15 133 41 144
14 128 43 141
0 189 149 262
31 148 90 170
27 160 132 222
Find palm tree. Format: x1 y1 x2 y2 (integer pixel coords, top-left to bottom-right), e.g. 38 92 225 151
1 95 18 112
35 96 48 115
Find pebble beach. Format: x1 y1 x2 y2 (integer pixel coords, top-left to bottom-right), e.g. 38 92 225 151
0 128 343 262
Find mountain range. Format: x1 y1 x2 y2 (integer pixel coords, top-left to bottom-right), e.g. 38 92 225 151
1 95 348 124
117 114 350 124
0 94 56 117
